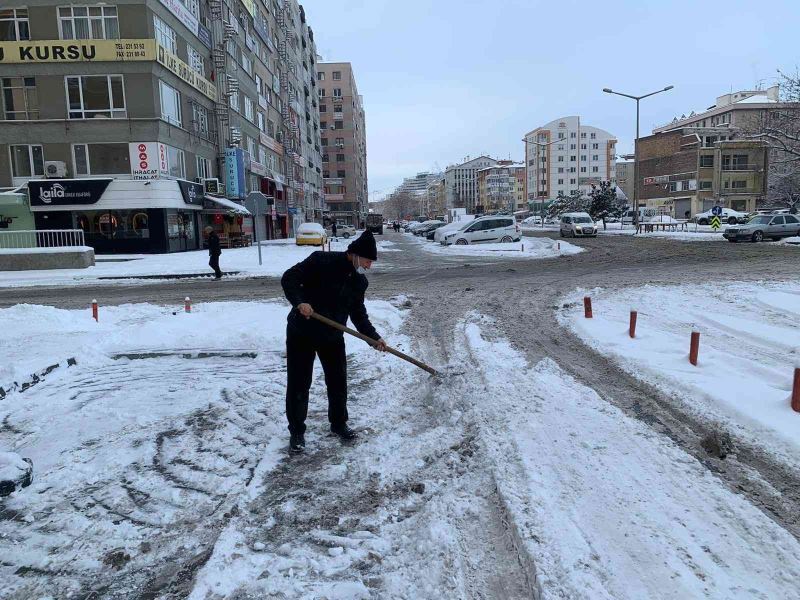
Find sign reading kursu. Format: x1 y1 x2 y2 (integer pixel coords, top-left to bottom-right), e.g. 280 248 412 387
0 39 155 63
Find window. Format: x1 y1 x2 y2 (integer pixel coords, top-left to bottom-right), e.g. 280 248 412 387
229 90 240 112
320 120 327 130
580 166 586 173
590 133 596 139
580 155 586 161
731 180 747 189
319 104 327 112
188 46 204 75
332 71 342 80
2 77 38 120
165 145 185 178
10 144 43 178
558 132 565 140
337 170 345 177
322 153 329 162
323 169 330 178
334 120 343 129
570 132 576 138
592 155 599 161
241 53 253 77
668 182 677 192
257 111 265 132
317 72 325 81
321 138 328 146
247 136 256 159
592 166 599 173
570 156 576 162
154 15 177 53
722 154 749 171
580 132 586 139
558 178 564 185
592 143 599 150
159 81 181 125
699 155 714 168
192 103 209 136
570 178 576 185
336 153 345 161
335 137 344 147
570 144 576 150
334 104 342 113
785 215 799 224
66 75 126 119
72 143 130 175
59 5 118 39
244 95 254 122
558 167 564 173
699 180 712 190
196 156 211 180
333 88 342 97
0 8 29 41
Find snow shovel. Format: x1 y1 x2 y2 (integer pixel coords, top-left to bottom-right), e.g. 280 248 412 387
309 312 441 376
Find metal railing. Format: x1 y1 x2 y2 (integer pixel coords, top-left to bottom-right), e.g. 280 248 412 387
0 229 86 249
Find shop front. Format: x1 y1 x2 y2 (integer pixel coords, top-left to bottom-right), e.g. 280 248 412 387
201 194 253 248
28 178 203 254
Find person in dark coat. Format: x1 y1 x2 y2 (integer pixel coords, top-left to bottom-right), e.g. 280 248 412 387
280 230 386 452
331 222 338 238
206 226 222 279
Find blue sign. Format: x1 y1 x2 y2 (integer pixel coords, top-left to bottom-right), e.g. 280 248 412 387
711 205 723 216
225 148 246 199
198 24 212 49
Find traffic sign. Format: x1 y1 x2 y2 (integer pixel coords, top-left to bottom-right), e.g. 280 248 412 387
710 216 721 230
711 205 723 217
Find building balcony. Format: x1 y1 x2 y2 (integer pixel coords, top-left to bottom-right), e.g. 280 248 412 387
324 177 344 185
326 193 345 202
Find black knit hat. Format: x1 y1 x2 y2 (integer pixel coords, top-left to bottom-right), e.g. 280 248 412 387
347 230 378 261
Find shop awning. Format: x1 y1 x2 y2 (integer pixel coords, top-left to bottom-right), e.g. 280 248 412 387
204 195 252 215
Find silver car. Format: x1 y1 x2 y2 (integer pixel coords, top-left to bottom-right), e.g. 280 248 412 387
724 214 800 242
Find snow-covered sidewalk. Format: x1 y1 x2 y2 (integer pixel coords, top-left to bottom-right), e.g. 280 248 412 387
450 314 800 598
559 282 800 465
0 237 398 288
411 235 583 258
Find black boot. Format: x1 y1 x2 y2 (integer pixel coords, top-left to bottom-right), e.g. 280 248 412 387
289 433 306 453
330 423 357 440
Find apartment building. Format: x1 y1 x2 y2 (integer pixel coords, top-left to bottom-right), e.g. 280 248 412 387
476 161 525 213
615 161 634 201
316 61 367 227
0 0 323 251
523 116 617 202
425 177 446 218
637 127 768 216
444 156 498 213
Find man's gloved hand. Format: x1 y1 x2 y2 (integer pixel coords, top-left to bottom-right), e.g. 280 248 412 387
297 303 314 319
374 338 388 352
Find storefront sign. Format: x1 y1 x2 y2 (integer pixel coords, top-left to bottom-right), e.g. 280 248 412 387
156 43 217 101
644 175 669 185
197 24 213 50
204 178 220 194
28 179 112 207
225 148 246 199
158 142 169 175
128 142 167 180
0 39 154 63
178 180 204 205
260 132 284 156
249 160 267 176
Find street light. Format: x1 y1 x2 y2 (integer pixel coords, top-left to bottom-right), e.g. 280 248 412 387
522 136 564 227
603 85 674 228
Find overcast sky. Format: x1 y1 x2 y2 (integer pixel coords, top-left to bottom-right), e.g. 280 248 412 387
301 0 800 201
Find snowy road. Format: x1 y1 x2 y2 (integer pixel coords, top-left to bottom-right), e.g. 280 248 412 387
4 232 800 598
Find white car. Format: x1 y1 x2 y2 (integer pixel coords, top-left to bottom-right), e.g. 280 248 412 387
521 216 543 226
326 223 356 238
443 216 521 245
694 208 748 226
559 212 597 237
434 218 476 243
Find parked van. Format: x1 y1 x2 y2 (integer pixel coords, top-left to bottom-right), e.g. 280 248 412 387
559 212 597 237
442 215 520 245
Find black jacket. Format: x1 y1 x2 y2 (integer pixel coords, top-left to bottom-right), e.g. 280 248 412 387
208 232 221 257
281 251 380 343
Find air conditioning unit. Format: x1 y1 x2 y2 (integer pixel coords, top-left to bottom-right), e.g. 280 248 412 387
45 161 67 178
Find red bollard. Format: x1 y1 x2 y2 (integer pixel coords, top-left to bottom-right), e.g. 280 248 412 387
792 367 800 413
689 330 700 366
91 299 98 322
584 296 593 319
184 297 191 313
629 310 638 338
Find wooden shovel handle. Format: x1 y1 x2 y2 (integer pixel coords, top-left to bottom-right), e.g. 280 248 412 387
308 311 439 376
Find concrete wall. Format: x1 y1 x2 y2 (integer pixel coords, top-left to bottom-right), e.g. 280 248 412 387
0 247 95 271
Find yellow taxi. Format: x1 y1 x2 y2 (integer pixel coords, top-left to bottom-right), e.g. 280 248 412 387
295 222 328 246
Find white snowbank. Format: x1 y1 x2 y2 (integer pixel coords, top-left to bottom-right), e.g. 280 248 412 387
560 282 800 464
0 451 29 482
456 315 800 599
0 246 94 255
413 236 583 259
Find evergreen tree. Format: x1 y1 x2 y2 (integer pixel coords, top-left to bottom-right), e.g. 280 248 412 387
589 182 626 229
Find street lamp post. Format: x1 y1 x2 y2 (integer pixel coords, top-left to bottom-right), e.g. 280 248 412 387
602 85 674 229
522 136 565 227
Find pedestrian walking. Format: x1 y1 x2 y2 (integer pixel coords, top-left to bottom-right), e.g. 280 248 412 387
331 222 338 238
280 230 387 453
206 226 222 279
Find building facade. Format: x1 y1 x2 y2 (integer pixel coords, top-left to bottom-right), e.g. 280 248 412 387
637 128 768 216
476 161 525 213
0 0 323 251
316 61 367 227
615 161 634 201
444 156 498 213
524 116 616 202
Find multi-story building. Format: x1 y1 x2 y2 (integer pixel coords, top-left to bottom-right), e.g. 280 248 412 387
425 177 446 218
444 156 498 213
0 0 323 251
477 161 525 213
637 127 768 216
317 62 366 227
523 116 616 203
615 161 634 201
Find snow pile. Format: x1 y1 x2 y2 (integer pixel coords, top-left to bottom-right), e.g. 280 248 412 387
780 236 800 246
414 236 583 259
0 246 94 255
452 314 800 598
649 214 677 223
0 451 29 483
559 282 800 464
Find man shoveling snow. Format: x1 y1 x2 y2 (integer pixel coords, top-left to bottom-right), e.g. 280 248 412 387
281 230 387 453
0 451 33 497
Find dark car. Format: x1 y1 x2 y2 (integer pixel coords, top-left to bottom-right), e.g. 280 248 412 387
425 223 447 240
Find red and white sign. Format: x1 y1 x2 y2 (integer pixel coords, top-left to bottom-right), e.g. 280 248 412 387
129 142 169 179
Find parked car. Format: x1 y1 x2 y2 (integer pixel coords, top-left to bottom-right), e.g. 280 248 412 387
415 220 445 236
296 222 328 246
521 216 543 226
695 208 748 225
559 212 597 237
434 218 475 243
723 214 800 242
326 223 356 238
621 208 659 225
442 215 520 245
425 223 448 240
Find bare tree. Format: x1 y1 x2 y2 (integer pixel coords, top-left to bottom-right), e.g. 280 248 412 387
383 191 418 220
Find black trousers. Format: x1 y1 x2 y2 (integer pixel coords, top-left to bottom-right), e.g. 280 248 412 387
209 254 222 278
285 331 348 434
